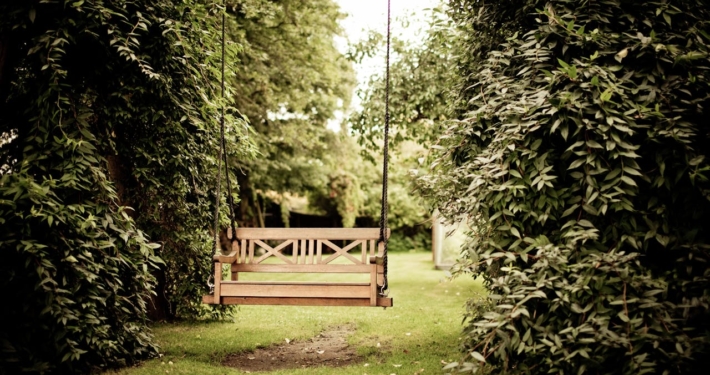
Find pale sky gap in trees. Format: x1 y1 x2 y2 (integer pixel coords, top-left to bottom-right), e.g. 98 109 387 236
329 0 440 131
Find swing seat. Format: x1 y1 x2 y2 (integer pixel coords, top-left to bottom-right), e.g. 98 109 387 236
202 228 393 307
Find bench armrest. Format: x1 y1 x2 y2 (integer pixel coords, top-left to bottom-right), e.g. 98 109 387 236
214 250 238 264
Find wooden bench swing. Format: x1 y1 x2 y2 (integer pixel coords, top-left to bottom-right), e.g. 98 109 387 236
202 228 392 307
202 0 395 308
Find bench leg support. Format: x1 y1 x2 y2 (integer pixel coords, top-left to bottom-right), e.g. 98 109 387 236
370 265 377 306
214 262 221 304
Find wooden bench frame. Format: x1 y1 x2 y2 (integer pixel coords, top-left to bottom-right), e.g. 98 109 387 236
202 228 393 307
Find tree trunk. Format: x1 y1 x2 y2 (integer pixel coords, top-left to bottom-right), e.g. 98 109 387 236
107 154 172 321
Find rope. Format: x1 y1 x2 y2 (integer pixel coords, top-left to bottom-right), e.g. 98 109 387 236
220 3 237 246
209 113 224 289
210 1 232 290
223 137 237 245
378 0 392 296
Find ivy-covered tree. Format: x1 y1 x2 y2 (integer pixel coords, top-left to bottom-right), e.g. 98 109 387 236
0 0 250 372
419 0 710 373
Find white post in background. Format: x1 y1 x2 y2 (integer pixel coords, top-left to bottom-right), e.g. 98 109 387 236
432 210 450 270
432 209 465 270
432 210 440 262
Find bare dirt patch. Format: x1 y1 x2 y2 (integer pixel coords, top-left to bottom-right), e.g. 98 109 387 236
222 324 362 372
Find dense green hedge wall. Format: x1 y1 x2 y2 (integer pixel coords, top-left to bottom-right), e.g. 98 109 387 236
0 0 247 372
420 0 710 373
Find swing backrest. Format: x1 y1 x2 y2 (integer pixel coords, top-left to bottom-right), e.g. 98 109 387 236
215 228 389 274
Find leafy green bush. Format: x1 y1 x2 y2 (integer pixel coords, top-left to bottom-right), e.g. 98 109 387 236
0 0 246 371
420 0 710 373
387 231 432 253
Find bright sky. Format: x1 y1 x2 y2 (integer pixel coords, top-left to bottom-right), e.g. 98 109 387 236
329 0 441 130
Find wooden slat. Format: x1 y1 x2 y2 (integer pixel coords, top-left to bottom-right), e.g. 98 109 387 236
370 265 377 306
292 240 298 264
317 240 323 264
370 240 376 256
231 237 240 254
321 239 363 265
240 239 247 264
220 282 370 298
308 239 315 264
300 239 308 264
235 228 390 240
223 281 369 286
361 241 367 264
231 263 238 281
231 264 381 273
253 239 293 264
248 240 255 263
207 296 393 307
296 240 302 264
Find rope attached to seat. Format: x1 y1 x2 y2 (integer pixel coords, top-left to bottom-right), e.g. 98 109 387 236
378 0 392 296
210 1 237 290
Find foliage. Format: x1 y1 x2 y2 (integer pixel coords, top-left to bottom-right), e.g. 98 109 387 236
326 170 363 228
347 6 452 245
387 231 431 253
225 0 356 226
0 0 251 371
419 0 710 373
302 133 430 236
349 5 457 156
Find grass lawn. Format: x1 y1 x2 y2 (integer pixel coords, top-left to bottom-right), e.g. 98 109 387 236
110 252 484 375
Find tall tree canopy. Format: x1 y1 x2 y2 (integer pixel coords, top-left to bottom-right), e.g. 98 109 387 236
225 0 357 227
347 7 457 247
417 0 710 373
0 0 251 372
349 8 457 156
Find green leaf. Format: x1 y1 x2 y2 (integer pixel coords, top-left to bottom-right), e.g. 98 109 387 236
600 88 613 102
621 175 637 186
561 205 578 217
605 168 622 180
663 12 672 26
568 158 585 169
471 351 486 363
623 166 642 176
